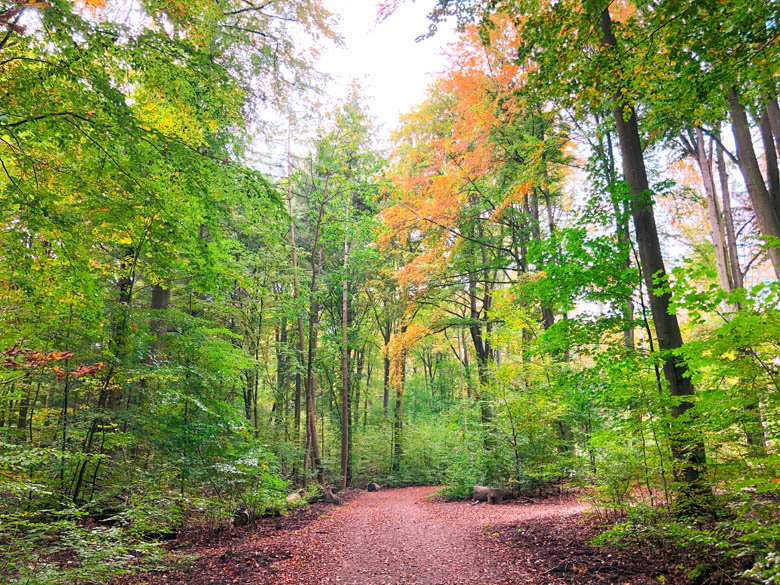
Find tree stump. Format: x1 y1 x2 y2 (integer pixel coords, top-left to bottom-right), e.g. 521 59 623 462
233 505 250 527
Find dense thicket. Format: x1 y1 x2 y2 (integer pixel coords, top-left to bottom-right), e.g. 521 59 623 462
1 1 779 584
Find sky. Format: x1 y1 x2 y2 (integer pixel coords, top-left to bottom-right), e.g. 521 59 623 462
249 1 458 175
318 0 458 140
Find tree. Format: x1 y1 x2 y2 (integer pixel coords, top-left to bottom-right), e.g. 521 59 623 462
290 89 384 487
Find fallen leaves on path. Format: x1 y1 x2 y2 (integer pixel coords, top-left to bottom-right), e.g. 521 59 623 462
117 487 692 585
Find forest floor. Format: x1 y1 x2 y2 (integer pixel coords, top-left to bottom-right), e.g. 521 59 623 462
118 486 692 585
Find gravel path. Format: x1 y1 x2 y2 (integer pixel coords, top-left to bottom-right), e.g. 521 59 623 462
273 486 589 585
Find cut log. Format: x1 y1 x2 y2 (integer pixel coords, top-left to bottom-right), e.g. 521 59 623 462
320 485 342 505
472 485 513 505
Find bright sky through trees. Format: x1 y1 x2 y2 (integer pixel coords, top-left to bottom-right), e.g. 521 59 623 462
320 0 457 137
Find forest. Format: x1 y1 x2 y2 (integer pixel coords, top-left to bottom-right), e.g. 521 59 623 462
0 0 778 584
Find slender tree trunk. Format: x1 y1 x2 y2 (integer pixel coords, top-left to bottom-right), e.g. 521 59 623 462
16 375 30 442
467 264 497 474
759 110 780 221
460 328 473 399
618 222 635 349
305 195 327 485
691 128 733 292
715 133 769 451
717 141 744 290
305 304 323 484
391 325 407 473
600 124 635 348
468 271 490 412
716 144 743 288
601 8 707 495
140 282 170 427
728 87 780 278
72 414 100 504
294 343 302 436
530 189 555 329
382 324 391 417
340 236 350 491
108 249 135 411
690 131 764 448
766 98 780 156
275 318 289 431
246 304 262 430
363 359 371 431
354 348 364 426
287 124 305 440
243 374 254 423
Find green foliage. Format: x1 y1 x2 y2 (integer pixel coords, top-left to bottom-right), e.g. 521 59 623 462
437 446 485 501
0 509 171 585
594 494 780 585
0 0 336 582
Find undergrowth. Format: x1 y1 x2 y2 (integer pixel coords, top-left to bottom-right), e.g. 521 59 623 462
592 494 780 585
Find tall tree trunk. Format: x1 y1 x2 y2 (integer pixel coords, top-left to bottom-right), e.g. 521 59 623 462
468 272 491 407
287 124 305 439
16 375 30 442
715 134 768 451
690 128 733 292
530 189 555 329
143 282 171 418
460 328 473 399
728 87 780 279
618 218 635 350
275 318 289 431
391 324 407 473
340 236 350 491
382 323 391 417
467 265 496 472
305 196 327 485
363 359 372 431
717 141 744 290
354 348 364 426
601 8 707 495
305 303 323 484
766 98 780 156
243 374 254 423
759 110 780 221
108 249 135 411
294 339 302 437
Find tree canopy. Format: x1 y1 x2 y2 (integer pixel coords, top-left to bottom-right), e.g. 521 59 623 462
1 1 779 584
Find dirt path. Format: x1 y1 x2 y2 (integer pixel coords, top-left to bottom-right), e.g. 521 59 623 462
122 487 687 585
270 486 589 585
